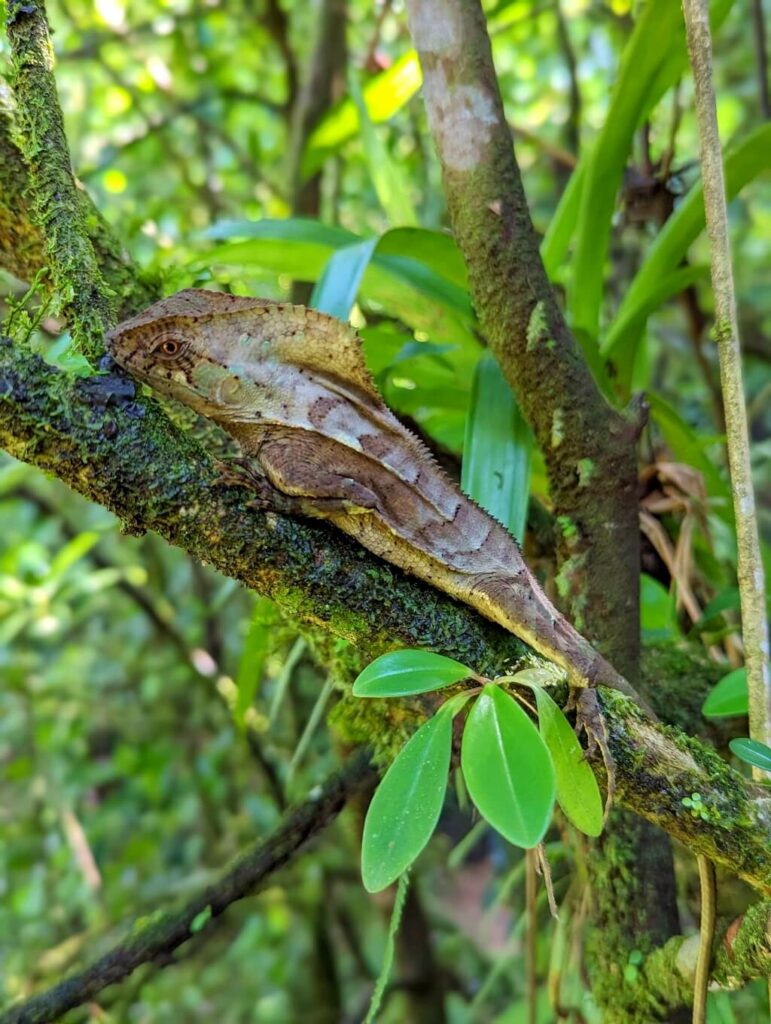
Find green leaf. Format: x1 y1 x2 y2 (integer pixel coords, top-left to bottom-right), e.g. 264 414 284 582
353 649 472 698
303 51 422 177
564 0 733 343
361 706 453 892
348 70 417 227
641 574 678 641
461 684 555 848
461 356 532 543
534 688 603 837
729 738 771 774
49 531 100 579
201 219 477 350
702 667 748 718
606 122 771 391
310 238 378 320
234 597 279 729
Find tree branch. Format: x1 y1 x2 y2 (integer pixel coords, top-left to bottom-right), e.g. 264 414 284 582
403 0 641 680
0 341 769 893
0 750 378 1024
0 94 157 316
6 0 118 353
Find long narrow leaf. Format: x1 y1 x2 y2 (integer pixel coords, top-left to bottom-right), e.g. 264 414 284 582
311 238 378 319
461 357 532 543
605 123 771 390
349 70 417 227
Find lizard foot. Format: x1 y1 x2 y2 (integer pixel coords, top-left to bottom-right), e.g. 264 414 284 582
573 688 616 822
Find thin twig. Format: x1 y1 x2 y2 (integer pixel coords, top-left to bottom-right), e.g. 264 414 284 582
682 0 771 752
0 750 377 1024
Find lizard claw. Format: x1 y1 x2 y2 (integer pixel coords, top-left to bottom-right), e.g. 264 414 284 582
574 688 616 823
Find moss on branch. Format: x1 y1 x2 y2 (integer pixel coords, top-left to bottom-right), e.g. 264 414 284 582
0 340 768 891
5 0 118 354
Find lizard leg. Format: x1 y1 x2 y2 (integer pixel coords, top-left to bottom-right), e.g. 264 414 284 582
215 455 380 518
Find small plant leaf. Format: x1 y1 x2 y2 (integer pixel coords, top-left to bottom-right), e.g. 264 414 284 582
361 706 454 892
461 684 555 848
729 738 771 774
534 688 603 837
353 649 472 698
702 668 748 718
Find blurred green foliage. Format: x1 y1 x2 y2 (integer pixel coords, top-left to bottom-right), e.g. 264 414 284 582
0 0 769 1019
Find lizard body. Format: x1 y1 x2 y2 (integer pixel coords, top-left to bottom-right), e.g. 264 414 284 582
106 289 642 704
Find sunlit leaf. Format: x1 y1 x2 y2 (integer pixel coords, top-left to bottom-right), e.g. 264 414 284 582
353 649 472 698
534 688 603 837
349 70 417 227
361 704 453 892
729 738 771 774
702 668 748 718
461 356 532 543
461 684 555 848
303 52 422 177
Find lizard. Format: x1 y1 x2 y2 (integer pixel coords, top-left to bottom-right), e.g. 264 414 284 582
105 288 647 710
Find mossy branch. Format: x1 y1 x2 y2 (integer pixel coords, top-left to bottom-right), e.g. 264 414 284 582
0 750 379 1024
403 0 641 680
0 94 158 316
0 341 769 892
641 899 771 1011
5 0 118 355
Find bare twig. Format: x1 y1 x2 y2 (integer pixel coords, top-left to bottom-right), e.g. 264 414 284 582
0 750 377 1024
682 0 771 752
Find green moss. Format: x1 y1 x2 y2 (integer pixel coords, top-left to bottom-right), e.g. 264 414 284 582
525 299 548 351
577 457 596 487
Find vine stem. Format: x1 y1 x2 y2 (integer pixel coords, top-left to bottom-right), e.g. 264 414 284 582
681 0 771 755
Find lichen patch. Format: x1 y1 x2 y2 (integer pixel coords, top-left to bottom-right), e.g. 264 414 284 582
422 66 497 172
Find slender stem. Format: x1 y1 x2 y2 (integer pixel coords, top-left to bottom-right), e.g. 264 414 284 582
693 855 716 1024
682 0 771 753
525 849 538 1024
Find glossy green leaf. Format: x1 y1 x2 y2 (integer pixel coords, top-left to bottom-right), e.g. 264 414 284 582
234 597 279 728
534 688 603 837
303 51 422 177
702 667 748 718
349 70 417 227
353 649 472 698
461 685 555 848
729 738 771 774
310 238 378 320
361 706 453 892
461 356 532 543
606 122 771 390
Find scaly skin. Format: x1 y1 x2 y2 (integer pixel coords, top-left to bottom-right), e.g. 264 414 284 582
106 289 645 707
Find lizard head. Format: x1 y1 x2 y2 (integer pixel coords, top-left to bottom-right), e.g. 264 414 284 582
105 289 274 421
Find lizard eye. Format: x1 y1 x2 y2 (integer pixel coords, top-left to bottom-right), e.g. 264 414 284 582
155 336 184 358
